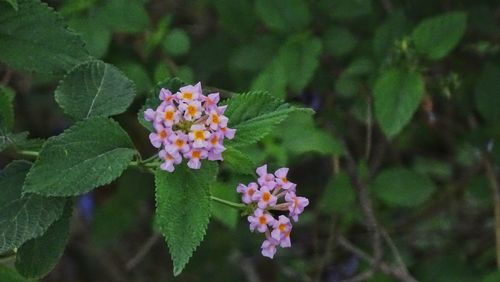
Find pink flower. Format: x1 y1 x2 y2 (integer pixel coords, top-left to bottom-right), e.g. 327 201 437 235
179 100 202 121
256 165 276 189
144 108 156 122
184 148 207 169
237 182 258 204
248 209 275 233
148 124 171 148
252 186 277 209
204 93 220 111
274 168 294 190
143 82 236 172
188 124 211 148
271 215 292 248
285 192 309 222
176 82 202 102
159 149 182 172
219 126 236 139
236 164 309 258
206 108 228 130
261 239 278 259
159 88 176 104
207 133 225 161
167 132 190 154
156 105 180 127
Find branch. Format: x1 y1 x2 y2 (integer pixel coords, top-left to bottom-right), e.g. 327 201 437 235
337 236 417 282
485 157 500 269
342 143 383 263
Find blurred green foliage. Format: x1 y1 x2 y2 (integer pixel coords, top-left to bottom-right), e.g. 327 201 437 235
1 0 500 281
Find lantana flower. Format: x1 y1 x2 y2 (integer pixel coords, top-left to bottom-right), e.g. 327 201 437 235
237 165 309 259
144 82 235 172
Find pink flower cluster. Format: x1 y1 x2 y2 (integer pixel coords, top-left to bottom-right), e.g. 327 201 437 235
237 165 309 258
144 82 235 172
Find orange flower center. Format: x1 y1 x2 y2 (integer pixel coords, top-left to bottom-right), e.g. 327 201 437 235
175 139 184 147
279 223 286 232
187 105 197 116
164 111 174 120
211 113 219 124
192 150 201 158
248 188 255 196
259 215 267 225
210 135 219 145
183 92 193 100
159 130 168 139
281 177 288 183
263 191 271 202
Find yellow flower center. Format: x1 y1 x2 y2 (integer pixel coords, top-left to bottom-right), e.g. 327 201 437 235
194 130 205 140
279 223 286 232
183 92 193 100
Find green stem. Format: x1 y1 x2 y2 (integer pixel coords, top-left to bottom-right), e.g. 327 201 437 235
18 150 39 158
210 196 246 210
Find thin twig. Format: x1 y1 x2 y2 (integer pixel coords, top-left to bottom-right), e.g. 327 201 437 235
485 157 500 269
337 236 417 282
365 96 372 160
126 233 161 271
343 143 383 263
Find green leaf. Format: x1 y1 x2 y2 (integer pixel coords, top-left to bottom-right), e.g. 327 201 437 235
210 180 239 230
323 26 358 57
23 117 135 196
335 72 361 98
373 167 435 207
163 29 191 57
229 35 280 72
0 265 34 282
475 64 500 123
251 60 287 99
278 111 343 155
319 172 354 214
225 92 311 147
15 202 73 279
55 60 136 120
344 57 375 77
0 132 29 153
3 0 18 10
255 0 310 33
374 69 424 138
0 161 66 253
95 0 149 33
0 0 88 73
411 11 467 60
222 147 256 175
116 61 152 94
280 34 322 93
373 10 411 59
67 15 111 58
320 0 372 20
213 0 256 35
0 86 15 131
155 162 218 276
